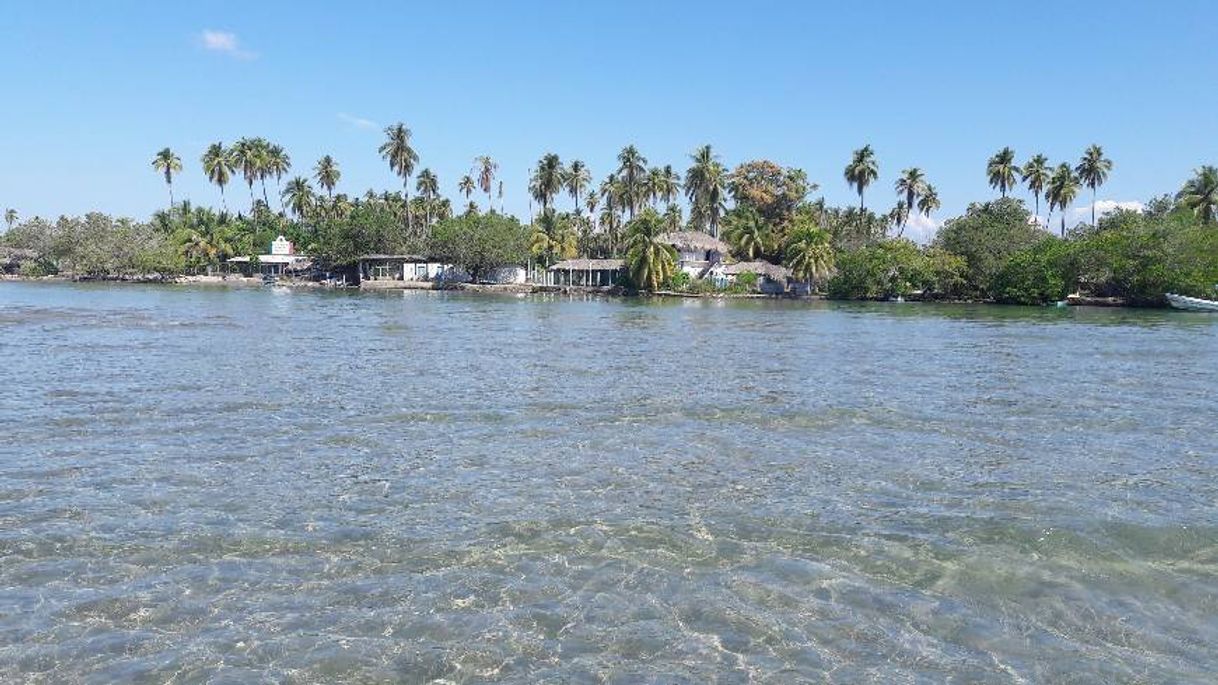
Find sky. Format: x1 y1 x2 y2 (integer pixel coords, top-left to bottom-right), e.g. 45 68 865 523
2 0 1216 242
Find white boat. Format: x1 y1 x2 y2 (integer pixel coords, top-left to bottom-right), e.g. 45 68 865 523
1166 293 1218 312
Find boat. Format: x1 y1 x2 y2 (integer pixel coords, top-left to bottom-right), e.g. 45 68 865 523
1166 293 1218 312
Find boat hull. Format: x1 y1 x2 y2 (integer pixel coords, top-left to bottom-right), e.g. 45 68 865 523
1166 293 1218 312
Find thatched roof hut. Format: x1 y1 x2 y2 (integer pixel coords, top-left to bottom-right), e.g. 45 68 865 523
657 231 729 254
719 260 791 281
548 258 625 271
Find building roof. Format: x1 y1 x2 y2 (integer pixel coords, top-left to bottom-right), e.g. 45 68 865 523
226 254 310 264
548 258 625 271
719 260 791 280
657 231 729 253
358 254 430 261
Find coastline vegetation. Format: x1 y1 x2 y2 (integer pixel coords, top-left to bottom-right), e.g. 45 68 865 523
3 129 1217 306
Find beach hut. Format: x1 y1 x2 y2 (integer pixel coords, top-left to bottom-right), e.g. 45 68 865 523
711 260 793 294
657 231 729 278
225 235 311 277
546 259 625 287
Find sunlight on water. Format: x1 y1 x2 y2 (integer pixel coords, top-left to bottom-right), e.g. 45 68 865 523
1 282 1216 683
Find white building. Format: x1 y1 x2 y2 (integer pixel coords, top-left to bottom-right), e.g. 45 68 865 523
658 231 729 278
226 235 311 277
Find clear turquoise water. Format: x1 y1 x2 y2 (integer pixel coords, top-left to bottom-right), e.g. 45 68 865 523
1 281 1216 683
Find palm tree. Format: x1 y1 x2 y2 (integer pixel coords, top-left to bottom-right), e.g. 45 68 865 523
1075 144 1113 227
230 138 261 210
987 147 1018 198
684 145 727 237
1046 163 1080 236
889 202 910 233
646 164 681 209
267 144 291 210
458 174 476 203
379 123 420 232
1021 154 1051 220
201 143 234 212
282 176 315 219
415 168 440 225
662 203 684 232
4 208 17 231
893 168 926 234
625 208 677 291
784 225 835 290
844 145 879 212
248 138 274 206
616 145 648 219
1177 166 1218 223
475 156 498 211
565 160 591 216
723 208 771 260
529 209 577 267
529 153 565 213
314 155 340 198
917 185 941 218
497 181 504 213
151 148 182 207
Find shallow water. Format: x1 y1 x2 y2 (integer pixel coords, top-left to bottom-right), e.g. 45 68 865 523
1 281 1216 683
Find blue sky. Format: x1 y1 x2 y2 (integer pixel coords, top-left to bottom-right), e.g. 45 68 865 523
2 0 1216 239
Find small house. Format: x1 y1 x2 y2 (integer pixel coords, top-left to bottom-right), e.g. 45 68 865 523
357 255 463 285
226 235 311 277
710 260 793 295
658 231 729 278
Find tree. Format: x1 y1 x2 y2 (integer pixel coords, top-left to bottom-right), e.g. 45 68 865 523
475 156 498 211
723 206 772 260
4 208 16 232
1046 163 1080 236
728 160 811 234
529 153 565 213
200 143 234 212
267 144 291 210
458 174 476 203
917 185 941 218
565 159 591 216
415 168 440 226
844 145 879 212
232 137 264 210
684 144 727 237
625 208 677 290
662 203 683 232
987 147 1018 198
314 155 340 198
429 213 530 281
934 197 1046 297
1021 154 1051 220
893 168 927 235
379 123 420 233
151 148 182 207
1075 144 1113 228
281 177 315 219
529 209 577 266
784 222 835 290
1177 166 1218 223
616 145 648 219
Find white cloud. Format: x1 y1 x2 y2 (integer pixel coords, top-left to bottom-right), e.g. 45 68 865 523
338 112 379 130
1067 199 1143 224
898 211 941 244
200 30 256 59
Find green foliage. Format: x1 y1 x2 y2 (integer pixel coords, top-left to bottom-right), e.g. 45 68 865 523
1071 209 1218 305
827 239 948 300
735 271 759 288
315 202 416 267
664 270 692 290
991 238 1072 305
18 260 51 278
934 197 1046 297
722 206 774 260
728 160 810 231
429 213 529 281
625 209 677 291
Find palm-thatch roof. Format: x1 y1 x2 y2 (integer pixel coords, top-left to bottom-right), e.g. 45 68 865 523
548 259 625 271
657 231 728 254
358 254 430 262
720 260 791 281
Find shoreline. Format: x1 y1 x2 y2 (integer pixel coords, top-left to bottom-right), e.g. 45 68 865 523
0 274 1157 308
